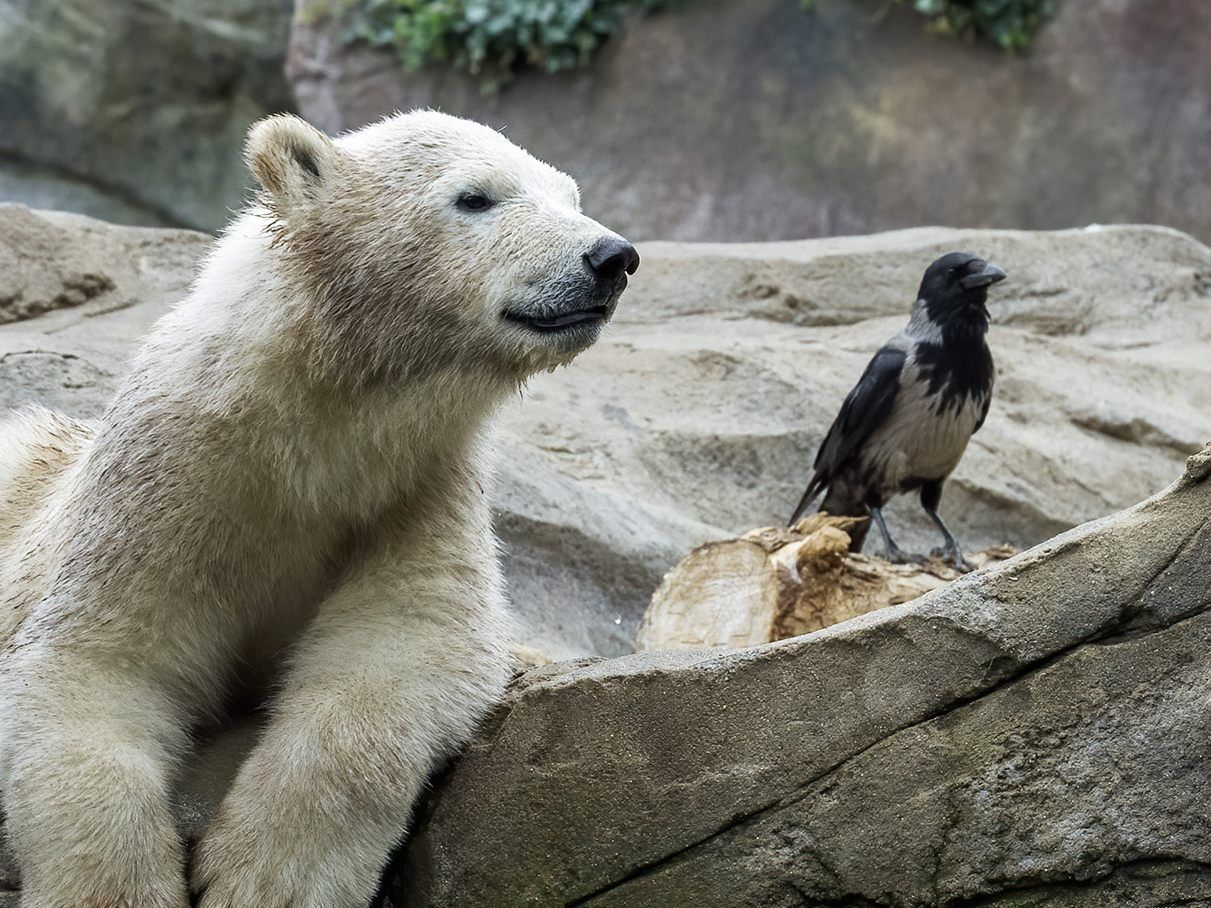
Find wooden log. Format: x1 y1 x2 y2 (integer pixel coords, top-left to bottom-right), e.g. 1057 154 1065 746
636 514 1014 652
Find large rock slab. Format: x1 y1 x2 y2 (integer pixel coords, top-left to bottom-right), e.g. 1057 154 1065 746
0 207 1207 661
290 0 1211 244
0 0 295 230
392 448 1211 906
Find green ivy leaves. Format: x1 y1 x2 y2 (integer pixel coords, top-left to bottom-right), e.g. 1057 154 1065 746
913 0 1056 50
342 0 672 90
340 0 1056 91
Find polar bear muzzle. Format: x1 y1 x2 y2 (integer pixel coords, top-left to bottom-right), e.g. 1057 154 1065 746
501 235 638 346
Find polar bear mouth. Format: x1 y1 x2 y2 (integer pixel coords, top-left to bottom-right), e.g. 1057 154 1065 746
503 305 610 333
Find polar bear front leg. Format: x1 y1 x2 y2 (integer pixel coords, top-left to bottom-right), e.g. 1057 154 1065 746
1 647 190 908
192 494 512 908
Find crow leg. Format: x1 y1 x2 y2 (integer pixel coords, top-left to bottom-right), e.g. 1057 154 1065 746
869 506 912 564
924 509 971 572
920 480 971 572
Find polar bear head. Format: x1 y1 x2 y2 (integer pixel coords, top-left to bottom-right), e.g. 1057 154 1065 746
243 111 638 385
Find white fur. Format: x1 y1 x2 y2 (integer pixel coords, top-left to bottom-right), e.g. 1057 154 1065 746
0 111 631 908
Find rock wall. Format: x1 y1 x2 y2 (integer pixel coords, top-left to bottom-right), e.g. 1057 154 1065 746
6 0 1209 241
290 0 1211 244
0 0 295 230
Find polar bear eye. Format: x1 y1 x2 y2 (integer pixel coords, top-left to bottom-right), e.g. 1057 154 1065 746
456 192 494 213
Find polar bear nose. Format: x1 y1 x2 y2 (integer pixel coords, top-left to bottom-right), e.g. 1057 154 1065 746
585 237 640 282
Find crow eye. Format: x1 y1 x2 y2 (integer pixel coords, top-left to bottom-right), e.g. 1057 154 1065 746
457 192 493 213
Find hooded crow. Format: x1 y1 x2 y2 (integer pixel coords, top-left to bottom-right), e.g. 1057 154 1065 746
788 252 1007 570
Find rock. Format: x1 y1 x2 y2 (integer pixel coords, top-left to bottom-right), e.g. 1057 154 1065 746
0 211 1208 903
636 514 1014 651
0 206 210 416
0 163 179 230
392 448 1211 906
289 0 1211 244
0 207 1207 662
0 0 295 230
0 206 164 325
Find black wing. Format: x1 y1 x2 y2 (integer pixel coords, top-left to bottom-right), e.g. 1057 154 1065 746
788 344 907 525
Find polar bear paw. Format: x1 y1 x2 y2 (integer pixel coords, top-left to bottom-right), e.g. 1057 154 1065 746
190 808 375 908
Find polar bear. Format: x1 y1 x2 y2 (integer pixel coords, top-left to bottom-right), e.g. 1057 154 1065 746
0 111 638 908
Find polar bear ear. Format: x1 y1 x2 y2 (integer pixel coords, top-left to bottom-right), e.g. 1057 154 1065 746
245 114 343 217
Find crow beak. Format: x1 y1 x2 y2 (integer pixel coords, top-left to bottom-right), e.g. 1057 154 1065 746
960 261 1008 290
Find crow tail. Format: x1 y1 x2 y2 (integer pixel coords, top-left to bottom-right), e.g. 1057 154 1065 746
788 472 827 528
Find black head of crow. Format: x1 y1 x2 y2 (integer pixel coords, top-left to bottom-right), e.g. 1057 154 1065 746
787 252 1007 570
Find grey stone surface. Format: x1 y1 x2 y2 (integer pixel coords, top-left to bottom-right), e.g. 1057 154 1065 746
0 0 295 230
291 0 1211 244
393 448 1211 907
0 164 174 230
0 206 210 415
